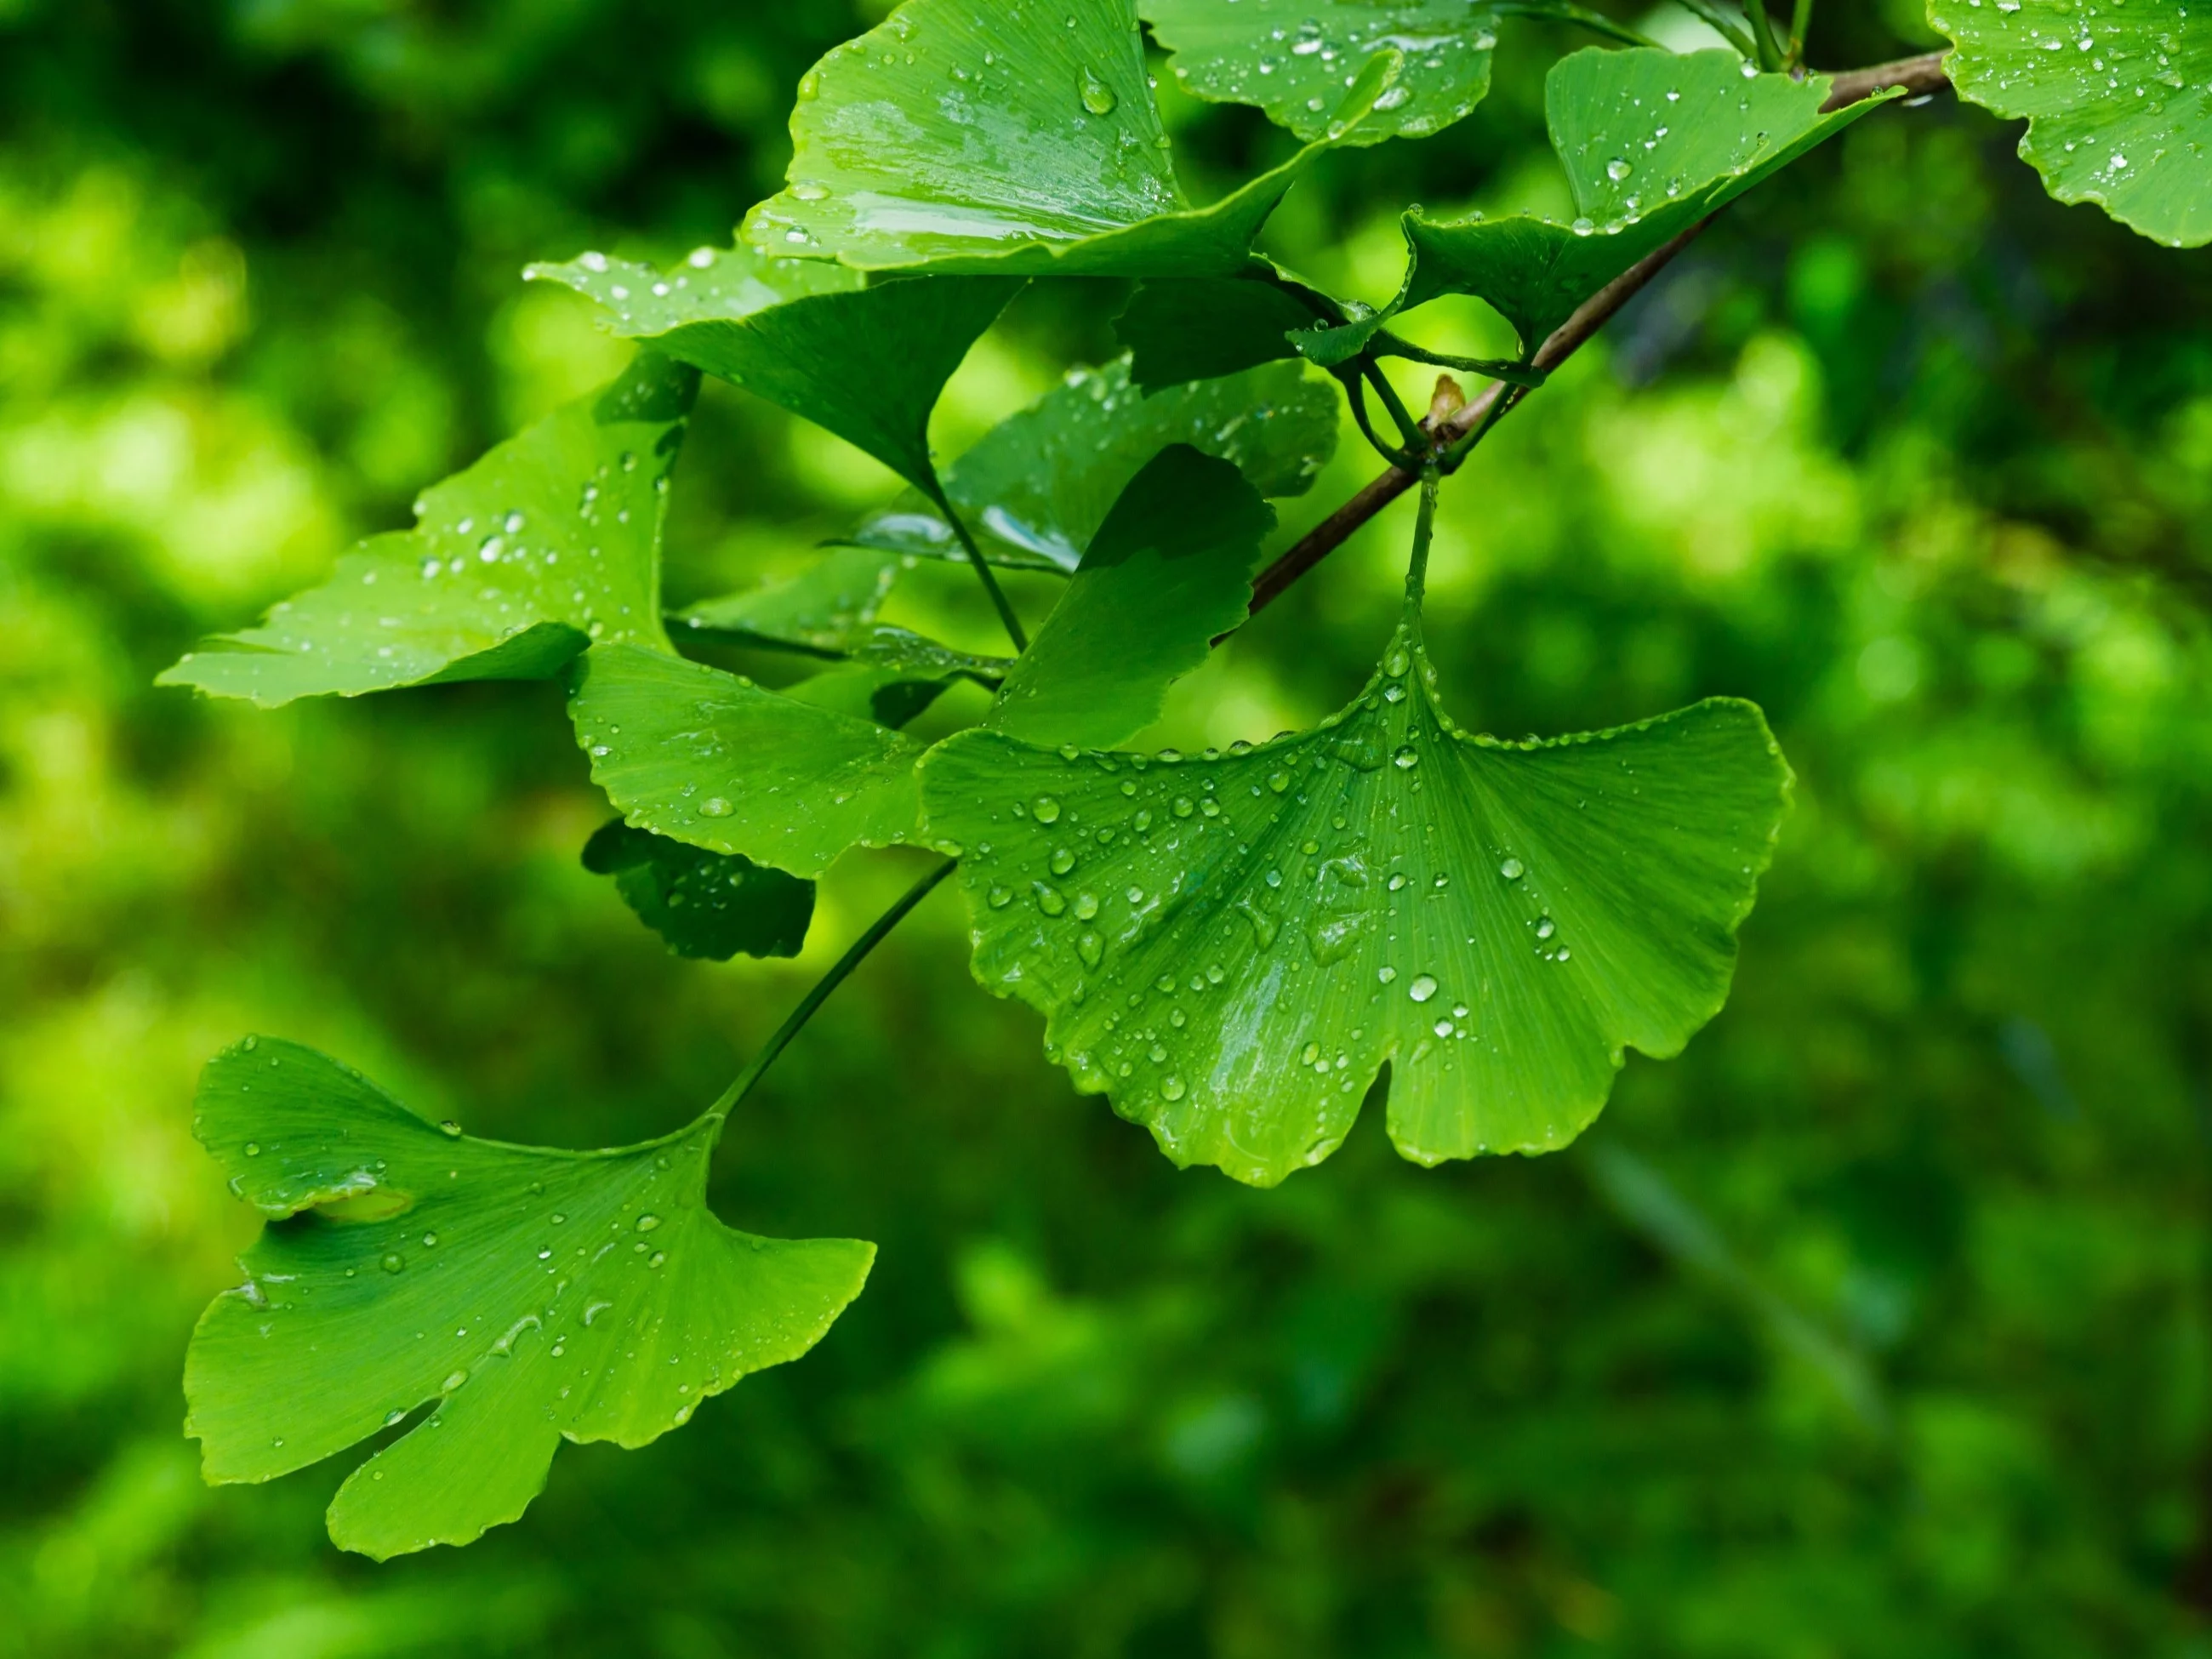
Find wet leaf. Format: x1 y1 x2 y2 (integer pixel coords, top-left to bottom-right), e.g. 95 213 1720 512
1143 0 1500 145
158 356 698 707
583 820 815 960
1932 0 2212 248
990 446 1273 749
742 0 1398 275
185 1038 872 1558
673 546 914 654
572 643 926 877
921 612 1790 1187
846 358 1335 573
528 247 1020 491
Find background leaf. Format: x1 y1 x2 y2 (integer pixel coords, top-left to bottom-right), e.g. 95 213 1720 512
923 618 1790 1187
157 356 698 706
1932 0 2212 248
185 1039 872 1558
990 445 1273 748
581 820 815 960
674 546 913 654
1114 273 1336 391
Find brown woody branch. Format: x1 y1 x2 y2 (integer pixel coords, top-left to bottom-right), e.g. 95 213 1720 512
1243 49 1953 622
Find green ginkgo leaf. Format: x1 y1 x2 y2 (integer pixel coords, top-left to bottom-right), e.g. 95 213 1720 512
572 644 926 876
158 356 698 707
1114 272 1339 392
846 358 1336 573
582 819 816 960
1931 0 2212 248
741 0 1396 275
1142 0 1500 145
1301 48 1887 362
921 613 1790 1188
185 1038 872 1559
674 546 915 654
990 445 1273 749
528 247 1020 493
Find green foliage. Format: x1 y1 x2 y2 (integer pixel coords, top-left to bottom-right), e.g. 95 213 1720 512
581 820 816 960
184 1039 871 1559
1931 0 2212 248
675 545 912 654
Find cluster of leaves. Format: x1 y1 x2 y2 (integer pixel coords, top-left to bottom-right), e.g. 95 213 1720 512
157 0 2212 1558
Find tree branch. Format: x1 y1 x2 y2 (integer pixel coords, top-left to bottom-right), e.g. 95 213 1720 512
1243 49 1953 622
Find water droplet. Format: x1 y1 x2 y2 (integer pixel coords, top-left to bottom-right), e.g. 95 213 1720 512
1499 858 1525 881
421 1231 439 1247
442 1370 468 1392
1160 1075 1187 1102
243 1142 261 1157
1408 973 1439 1003
1079 66 1118 115
438 1120 462 1137
1392 745 1419 770
698 797 733 818
381 1252 405 1274
1606 157 1633 181
988 885 1013 909
1033 795 1063 824
636 1213 661 1232
1536 917 1556 941
1377 966 1398 983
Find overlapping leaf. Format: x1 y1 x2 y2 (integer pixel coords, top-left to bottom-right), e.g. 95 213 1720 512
1114 272 1338 392
583 820 816 960
529 247 1019 491
847 359 1335 573
1300 48 1888 362
185 1038 872 1558
1931 0 2212 248
675 545 914 654
573 645 926 877
990 446 1272 749
1143 0 1500 145
921 613 1790 1187
159 356 698 706
741 0 1397 275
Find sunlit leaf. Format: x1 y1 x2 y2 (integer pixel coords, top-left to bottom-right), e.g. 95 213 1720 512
185 1038 872 1559
572 643 925 876
528 247 1020 491
674 546 914 654
1301 48 1887 361
583 819 815 960
921 613 1790 1187
1931 0 2212 248
741 0 1397 275
1114 272 1337 391
158 356 698 707
990 446 1272 749
846 358 1336 572
1143 0 1499 145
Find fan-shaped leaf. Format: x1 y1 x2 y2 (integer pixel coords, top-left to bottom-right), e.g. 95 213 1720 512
990 445 1273 749
1143 0 1499 145
921 613 1789 1187
528 248 1020 492
185 1038 872 1559
674 546 914 655
847 358 1335 573
1931 0 2212 248
583 820 815 960
159 356 698 707
742 0 1396 276
572 644 925 876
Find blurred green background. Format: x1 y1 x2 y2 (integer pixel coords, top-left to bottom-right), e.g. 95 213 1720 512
5 0 2211 1653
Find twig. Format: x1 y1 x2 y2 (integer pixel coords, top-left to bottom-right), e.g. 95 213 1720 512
1243 50 1954 622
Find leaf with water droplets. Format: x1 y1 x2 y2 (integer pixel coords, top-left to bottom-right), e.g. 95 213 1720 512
158 355 698 707
184 1038 872 1558
921 612 1791 1187
583 819 815 960
529 247 1019 492
990 445 1273 749
1300 48 1888 362
741 0 1399 276
845 357 1335 573
674 545 913 654
1933 0 2212 248
571 643 926 877
1142 0 1501 145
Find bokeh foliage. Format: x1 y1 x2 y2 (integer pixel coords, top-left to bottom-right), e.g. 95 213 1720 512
3 0 2210 1654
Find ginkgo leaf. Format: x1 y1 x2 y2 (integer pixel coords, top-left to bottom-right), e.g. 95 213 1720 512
159 356 698 707
1143 0 1499 145
1931 0 2212 248
1302 48 1888 361
528 247 1020 493
185 1037 872 1559
779 635 1007 730
674 546 914 654
989 445 1272 749
741 0 1397 276
572 643 925 876
1114 273 1337 392
846 358 1336 572
582 819 815 960
920 613 1790 1188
